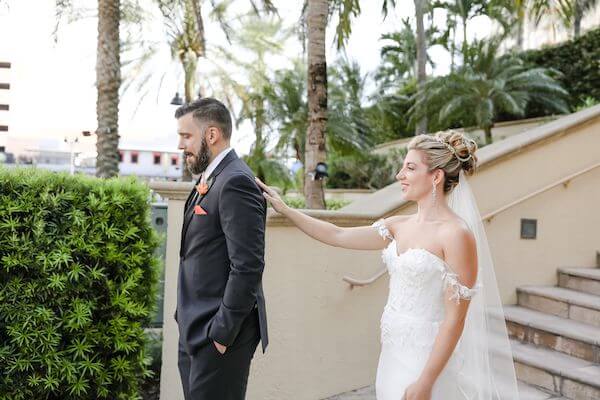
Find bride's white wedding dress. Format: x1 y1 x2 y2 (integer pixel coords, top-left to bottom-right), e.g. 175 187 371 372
373 220 479 400
371 171 520 400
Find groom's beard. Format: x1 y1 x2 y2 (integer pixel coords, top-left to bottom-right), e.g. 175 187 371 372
187 136 211 176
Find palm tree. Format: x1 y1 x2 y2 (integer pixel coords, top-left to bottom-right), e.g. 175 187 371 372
305 0 328 209
265 59 372 180
332 0 430 136
414 0 428 135
572 0 598 37
150 0 275 180
410 38 569 144
375 18 447 89
55 0 124 178
95 0 121 178
531 0 599 37
327 59 373 155
154 0 276 102
210 16 292 189
265 62 308 163
431 0 487 58
55 0 154 178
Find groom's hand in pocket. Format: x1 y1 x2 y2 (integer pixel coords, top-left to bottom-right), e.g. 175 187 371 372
213 341 227 354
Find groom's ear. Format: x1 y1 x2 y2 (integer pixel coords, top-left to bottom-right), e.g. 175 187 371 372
207 126 227 145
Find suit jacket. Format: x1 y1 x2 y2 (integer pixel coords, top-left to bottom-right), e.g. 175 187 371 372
176 150 268 355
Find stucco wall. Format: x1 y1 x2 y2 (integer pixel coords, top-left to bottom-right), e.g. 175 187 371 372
151 105 600 400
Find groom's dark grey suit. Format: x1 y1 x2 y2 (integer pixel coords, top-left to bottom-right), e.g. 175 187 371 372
176 149 268 400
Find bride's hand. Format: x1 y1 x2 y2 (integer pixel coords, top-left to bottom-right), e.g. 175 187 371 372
255 178 289 214
403 380 432 400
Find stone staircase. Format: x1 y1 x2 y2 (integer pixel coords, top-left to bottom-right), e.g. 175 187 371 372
325 258 600 400
506 259 600 399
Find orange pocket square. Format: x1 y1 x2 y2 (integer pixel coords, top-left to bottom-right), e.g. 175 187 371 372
194 205 207 215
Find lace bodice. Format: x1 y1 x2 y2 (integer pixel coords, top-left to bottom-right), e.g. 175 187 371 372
372 219 479 348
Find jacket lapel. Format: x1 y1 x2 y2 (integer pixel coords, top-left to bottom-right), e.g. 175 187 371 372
180 150 239 252
180 176 202 255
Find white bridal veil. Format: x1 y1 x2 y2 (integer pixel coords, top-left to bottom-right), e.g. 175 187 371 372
446 170 520 399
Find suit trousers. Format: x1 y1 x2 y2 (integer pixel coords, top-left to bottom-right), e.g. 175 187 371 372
178 308 260 400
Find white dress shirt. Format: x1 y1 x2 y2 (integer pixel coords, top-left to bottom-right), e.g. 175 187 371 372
201 147 233 182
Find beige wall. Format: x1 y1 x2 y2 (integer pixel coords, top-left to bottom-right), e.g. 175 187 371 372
466 117 600 302
249 230 387 399
158 196 186 399
284 188 374 202
153 193 390 400
151 106 600 400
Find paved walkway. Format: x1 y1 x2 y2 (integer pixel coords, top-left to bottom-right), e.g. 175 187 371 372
322 381 570 400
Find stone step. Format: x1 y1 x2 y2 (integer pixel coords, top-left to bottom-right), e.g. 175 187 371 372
511 339 600 400
321 381 564 400
517 285 600 327
504 306 600 363
558 268 600 296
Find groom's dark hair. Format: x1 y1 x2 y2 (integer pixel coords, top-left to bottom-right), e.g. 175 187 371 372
175 97 233 140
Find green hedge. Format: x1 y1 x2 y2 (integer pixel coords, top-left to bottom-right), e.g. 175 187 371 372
520 27 600 111
0 168 161 400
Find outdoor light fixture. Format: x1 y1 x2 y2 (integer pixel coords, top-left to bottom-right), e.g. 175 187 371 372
521 218 537 239
309 162 328 181
171 92 183 106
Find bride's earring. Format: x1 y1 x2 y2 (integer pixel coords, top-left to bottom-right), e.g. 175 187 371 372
432 181 437 207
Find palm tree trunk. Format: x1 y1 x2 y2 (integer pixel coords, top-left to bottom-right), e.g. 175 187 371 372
304 0 328 209
178 0 205 182
484 125 493 145
190 0 206 54
450 15 456 72
517 18 524 49
462 18 468 61
415 0 428 135
179 54 196 181
96 0 121 178
573 0 582 37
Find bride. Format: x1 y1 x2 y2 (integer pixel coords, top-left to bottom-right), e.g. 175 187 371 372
255 131 520 400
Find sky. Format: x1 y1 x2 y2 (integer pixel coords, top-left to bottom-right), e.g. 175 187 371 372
0 0 491 156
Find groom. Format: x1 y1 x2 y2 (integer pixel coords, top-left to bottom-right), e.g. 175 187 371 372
174 98 268 399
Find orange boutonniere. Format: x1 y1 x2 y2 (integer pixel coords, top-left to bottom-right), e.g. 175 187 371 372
196 182 208 195
196 176 214 196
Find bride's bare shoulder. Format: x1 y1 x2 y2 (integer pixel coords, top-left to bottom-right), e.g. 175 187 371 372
439 217 475 248
385 214 412 226
384 214 412 235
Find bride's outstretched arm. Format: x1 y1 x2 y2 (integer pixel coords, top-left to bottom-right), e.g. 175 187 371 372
408 227 478 395
255 178 392 250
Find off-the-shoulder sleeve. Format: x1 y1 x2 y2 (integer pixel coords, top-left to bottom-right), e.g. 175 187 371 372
442 269 480 303
372 218 394 241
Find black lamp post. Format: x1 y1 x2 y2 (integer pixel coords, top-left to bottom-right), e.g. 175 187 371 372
170 92 183 106
311 162 329 180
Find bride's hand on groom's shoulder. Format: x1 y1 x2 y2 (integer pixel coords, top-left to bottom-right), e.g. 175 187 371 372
403 379 432 400
255 178 288 214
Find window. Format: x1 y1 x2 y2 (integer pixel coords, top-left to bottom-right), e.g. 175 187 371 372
131 152 139 164
118 151 123 163
171 155 179 166
153 152 162 165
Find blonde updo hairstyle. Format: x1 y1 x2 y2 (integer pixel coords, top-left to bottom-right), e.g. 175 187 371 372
407 130 478 194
